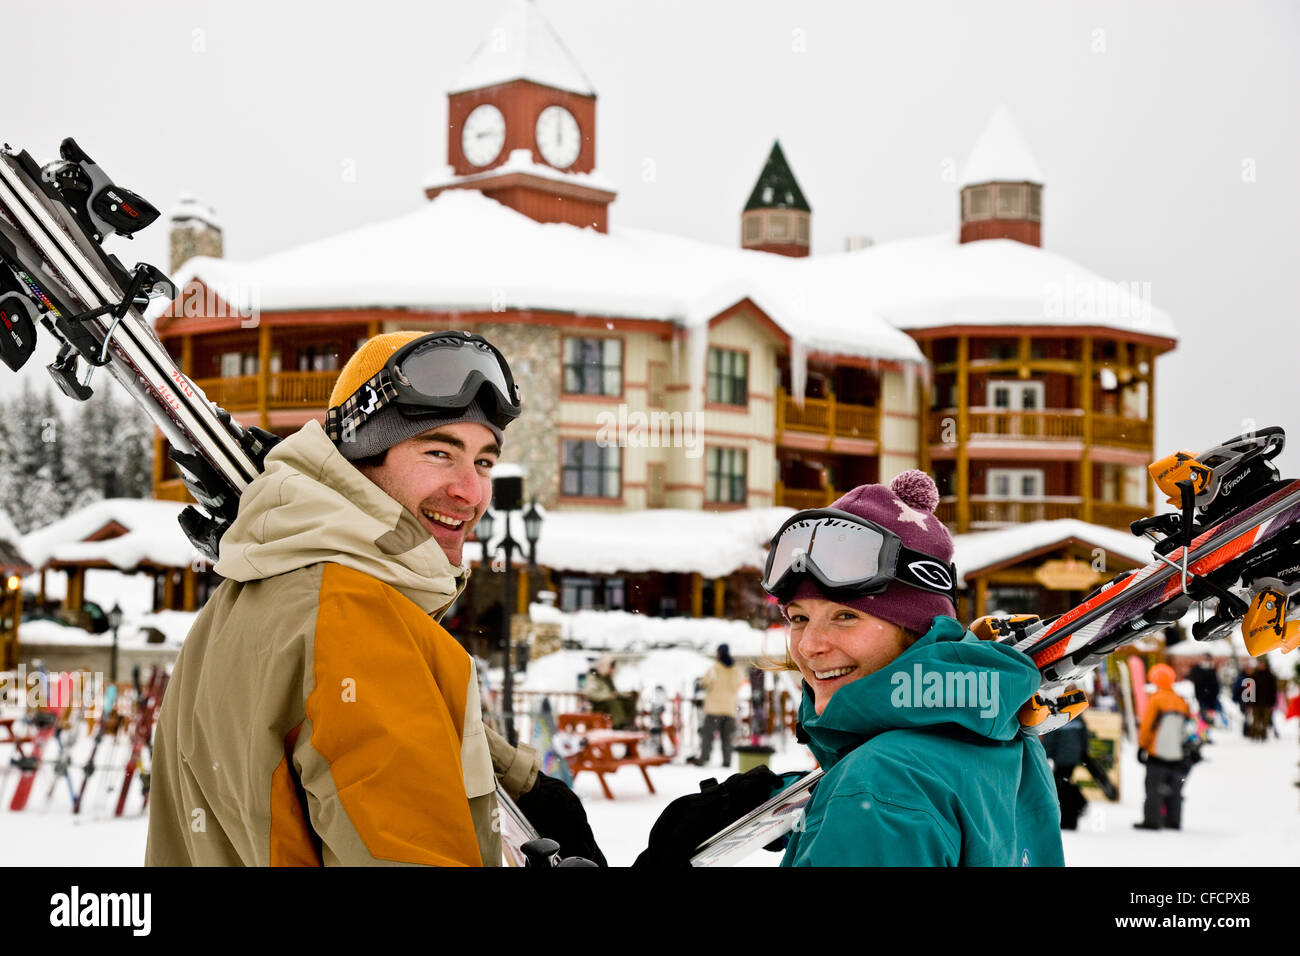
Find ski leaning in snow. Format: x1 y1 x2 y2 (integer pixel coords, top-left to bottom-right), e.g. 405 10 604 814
691 427 1300 865
0 139 570 856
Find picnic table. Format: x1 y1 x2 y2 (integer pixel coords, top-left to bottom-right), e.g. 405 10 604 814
560 713 672 800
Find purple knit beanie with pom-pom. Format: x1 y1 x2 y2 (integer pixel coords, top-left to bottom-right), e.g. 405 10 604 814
782 470 956 636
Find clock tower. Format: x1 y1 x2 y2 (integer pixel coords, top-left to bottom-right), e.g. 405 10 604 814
425 0 617 232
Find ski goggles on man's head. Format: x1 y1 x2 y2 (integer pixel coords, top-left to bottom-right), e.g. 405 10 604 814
326 331 521 442
762 508 957 604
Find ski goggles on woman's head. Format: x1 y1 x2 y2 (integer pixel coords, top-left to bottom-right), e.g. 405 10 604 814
326 331 521 442
762 508 957 604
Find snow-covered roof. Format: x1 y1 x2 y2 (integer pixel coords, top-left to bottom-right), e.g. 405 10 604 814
170 194 222 232
21 499 196 570
423 148 616 195
953 518 1156 585
812 233 1176 337
451 0 595 97
960 105 1044 186
466 506 795 578
152 190 927 363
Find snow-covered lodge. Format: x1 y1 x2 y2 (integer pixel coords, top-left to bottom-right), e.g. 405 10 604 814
129 0 1176 634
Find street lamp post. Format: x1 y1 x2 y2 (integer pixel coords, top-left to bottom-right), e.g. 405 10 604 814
475 477 543 746
108 602 123 683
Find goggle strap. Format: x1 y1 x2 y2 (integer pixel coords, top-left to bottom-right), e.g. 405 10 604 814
893 544 958 600
325 368 399 443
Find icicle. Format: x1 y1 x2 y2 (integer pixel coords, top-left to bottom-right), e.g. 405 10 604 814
790 338 808 408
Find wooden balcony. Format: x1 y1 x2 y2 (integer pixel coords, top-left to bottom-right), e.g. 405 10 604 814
937 496 1151 531
192 370 338 411
777 389 879 443
775 484 839 509
928 407 1152 451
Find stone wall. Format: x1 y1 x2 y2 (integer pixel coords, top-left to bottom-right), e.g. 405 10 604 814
475 322 561 507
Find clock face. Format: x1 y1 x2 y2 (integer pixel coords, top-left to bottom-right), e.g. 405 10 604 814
535 105 581 169
462 104 505 167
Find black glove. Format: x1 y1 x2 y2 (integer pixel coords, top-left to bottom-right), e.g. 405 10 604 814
632 765 781 868
514 773 608 867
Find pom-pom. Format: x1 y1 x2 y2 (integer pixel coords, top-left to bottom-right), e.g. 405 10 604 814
890 469 939 514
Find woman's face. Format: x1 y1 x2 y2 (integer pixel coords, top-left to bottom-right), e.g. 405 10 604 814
787 598 912 716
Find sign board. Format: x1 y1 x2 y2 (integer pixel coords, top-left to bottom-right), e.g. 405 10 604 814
1034 558 1103 591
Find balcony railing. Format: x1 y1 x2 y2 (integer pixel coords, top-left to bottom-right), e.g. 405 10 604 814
192 371 339 411
777 389 879 442
928 408 1152 450
775 484 839 509
936 496 1151 531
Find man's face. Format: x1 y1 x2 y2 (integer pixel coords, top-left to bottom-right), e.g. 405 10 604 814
356 422 499 566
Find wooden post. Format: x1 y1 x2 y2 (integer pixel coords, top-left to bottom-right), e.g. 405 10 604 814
825 388 836 449
775 387 786 435
1018 335 1031 379
183 565 197 612
956 336 970 534
1081 336 1093 523
257 323 271 430
690 573 703 618
918 342 931 475
974 577 989 621
38 569 45 605
713 578 725 618
181 335 193 376
163 570 176 610
1144 345 1156 514
367 319 380 340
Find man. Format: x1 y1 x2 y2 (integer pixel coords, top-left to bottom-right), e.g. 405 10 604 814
147 331 602 866
1188 653 1222 733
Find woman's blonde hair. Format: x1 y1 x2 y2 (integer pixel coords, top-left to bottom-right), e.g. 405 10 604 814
759 616 922 673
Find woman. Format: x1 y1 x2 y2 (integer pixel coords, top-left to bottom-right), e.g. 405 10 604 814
636 471 1064 867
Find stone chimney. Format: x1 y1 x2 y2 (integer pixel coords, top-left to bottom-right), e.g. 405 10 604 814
169 195 223 273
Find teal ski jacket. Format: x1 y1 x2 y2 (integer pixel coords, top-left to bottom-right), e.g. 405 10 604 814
781 615 1065 867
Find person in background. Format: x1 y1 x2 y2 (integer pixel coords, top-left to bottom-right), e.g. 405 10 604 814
1248 658 1279 741
1039 713 1088 830
688 644 745 767
1134 663 1192 831
585 655 638 730
1188 653 1223 736
1232 657 1257 737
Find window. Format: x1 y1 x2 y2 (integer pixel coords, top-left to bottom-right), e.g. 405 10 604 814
997 185 1022 217
707 348 748 405
796 214 810 242
768 214 790 240
218 352 257 377
987 468 1044 498
561 440 621 498
560 576 597 611
1027 188 1042 221
706 447 747 504
986 380 1044 411
967 186 991 219
743 216 761 242
563 337 622 396
648 361 666 408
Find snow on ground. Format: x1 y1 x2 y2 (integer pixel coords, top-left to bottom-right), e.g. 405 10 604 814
2 710 1295 867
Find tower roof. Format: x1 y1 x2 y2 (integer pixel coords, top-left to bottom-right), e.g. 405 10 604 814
960 105 1044 187
743 141 811 212
451 0 595 97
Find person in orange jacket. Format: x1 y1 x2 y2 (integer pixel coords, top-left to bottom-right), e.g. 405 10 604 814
1133 662 1193 831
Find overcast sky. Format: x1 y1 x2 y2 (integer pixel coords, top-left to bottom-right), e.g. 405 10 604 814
4 0 1299 474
